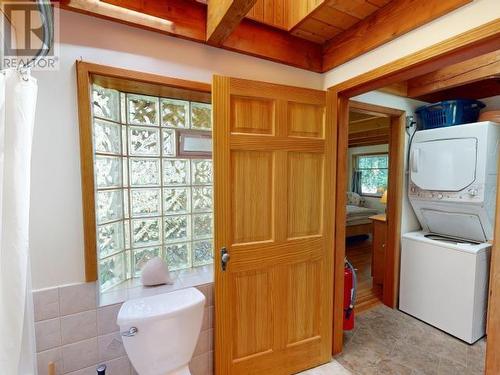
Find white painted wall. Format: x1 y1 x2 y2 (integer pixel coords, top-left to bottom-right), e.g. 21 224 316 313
348 144 389 212
29 10 322 290
323 0 500 89
30 1 496 289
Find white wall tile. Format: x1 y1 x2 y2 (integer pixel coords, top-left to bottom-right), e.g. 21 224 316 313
61 310 97 345
59 283 96 315
105 356 132 375
35 318 61 352
35 282 214 375
194 329 209 357
98 332 126 362
190 351 210 375
62 338 99 373
196 284 213 307
37 347 62 375
34 288 60 321
65 357 131 375
97 304 121 335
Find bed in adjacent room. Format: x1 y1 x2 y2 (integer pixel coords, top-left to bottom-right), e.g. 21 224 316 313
346 192 380 237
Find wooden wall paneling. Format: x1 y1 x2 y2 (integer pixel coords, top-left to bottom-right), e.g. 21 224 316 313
323 0 473 71
288 0 325 29
327 0 379 19
485 154 500 375
407 49 500 99
246 0 288 29
349 116 390 133
207 0 258 45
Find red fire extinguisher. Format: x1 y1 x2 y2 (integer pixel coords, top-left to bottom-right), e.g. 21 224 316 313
343 259 357 331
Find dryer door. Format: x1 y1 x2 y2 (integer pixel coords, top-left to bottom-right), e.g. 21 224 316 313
410 138 477 191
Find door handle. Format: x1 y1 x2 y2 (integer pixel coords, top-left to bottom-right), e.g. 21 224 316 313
221 247 230 271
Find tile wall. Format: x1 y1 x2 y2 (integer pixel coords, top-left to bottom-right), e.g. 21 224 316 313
34 281 214 375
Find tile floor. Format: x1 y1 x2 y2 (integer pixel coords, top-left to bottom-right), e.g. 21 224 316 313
300 305 486 375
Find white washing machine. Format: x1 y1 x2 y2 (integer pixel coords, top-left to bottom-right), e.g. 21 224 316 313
399 231 491 344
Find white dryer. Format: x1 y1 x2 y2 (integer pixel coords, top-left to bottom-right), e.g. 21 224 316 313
408 121 500 242
399 231 491 344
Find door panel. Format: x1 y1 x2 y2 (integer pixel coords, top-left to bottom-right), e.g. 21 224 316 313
231 96 275 135
231 151 274 244
410 138 477 191
288 102 324 138
233 270 273 360
287 152 324 239
214 76 335 375
287 261 321 345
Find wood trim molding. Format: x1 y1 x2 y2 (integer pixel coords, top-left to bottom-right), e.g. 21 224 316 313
322 0 473 71
76 61 98 282
332 99 404 354
330 19 500 96
75 61 211 282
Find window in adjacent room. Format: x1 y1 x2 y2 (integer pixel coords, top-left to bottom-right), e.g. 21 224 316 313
355 153 388 197
92 84 213 291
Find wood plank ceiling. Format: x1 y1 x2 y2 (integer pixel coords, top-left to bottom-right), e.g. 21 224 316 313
59 0 473 73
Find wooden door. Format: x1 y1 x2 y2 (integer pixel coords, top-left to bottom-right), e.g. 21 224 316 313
213 76 336 374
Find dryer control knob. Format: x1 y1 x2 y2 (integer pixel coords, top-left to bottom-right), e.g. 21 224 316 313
468 189 478 197
437 193 443 199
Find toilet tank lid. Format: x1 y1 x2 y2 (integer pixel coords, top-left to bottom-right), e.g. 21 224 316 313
117 287 205 325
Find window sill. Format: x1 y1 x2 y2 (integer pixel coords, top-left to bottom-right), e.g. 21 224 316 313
99 264 214 307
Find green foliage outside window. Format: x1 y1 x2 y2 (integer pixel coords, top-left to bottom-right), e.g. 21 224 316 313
356 154 388 196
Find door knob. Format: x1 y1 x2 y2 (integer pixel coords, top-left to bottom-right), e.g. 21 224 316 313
221 247 230 271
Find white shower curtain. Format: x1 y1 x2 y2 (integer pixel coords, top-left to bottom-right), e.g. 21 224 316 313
0 69 38 374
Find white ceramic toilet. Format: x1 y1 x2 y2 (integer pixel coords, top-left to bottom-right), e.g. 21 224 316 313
117 287 206 375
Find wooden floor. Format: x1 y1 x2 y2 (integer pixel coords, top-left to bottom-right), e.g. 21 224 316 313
345 235 382 313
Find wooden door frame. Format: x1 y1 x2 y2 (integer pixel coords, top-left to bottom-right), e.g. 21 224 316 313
349 100 406 307
327 20 500 373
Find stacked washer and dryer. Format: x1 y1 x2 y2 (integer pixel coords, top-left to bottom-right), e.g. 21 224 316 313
400 121 500 344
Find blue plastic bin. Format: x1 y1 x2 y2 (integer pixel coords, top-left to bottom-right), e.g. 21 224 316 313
415 99 485 130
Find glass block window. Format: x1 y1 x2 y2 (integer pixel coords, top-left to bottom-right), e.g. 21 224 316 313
91 84 213 291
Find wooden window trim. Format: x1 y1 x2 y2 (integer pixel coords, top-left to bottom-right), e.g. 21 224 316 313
76 61 211 282
354 152 389 198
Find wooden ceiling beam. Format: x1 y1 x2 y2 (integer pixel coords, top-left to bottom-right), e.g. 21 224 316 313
407 49 500 99
207 0 258 45
223 18 323 71
59 0 323 72
322 0 473 72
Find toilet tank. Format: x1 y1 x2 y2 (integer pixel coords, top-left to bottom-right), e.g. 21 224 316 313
117 288 205 375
